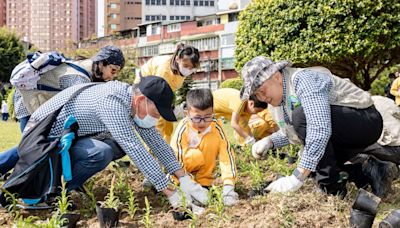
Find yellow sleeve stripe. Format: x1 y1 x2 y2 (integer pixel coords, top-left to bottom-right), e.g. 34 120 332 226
214 120 237 178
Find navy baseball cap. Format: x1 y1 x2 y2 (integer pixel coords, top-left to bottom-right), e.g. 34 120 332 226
138 76 177 121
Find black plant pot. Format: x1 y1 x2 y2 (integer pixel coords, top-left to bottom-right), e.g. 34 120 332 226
96 202 119 228
352 189 381 215
171 210 191 221
287 156 297 164
350 208 375 228
61 213 81 228
248 181 272 198
379 209 400 228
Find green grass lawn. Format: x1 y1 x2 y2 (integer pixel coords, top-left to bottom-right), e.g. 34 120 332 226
0 121 21 151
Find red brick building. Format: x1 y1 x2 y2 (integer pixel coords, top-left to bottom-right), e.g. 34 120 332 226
80 10 242 87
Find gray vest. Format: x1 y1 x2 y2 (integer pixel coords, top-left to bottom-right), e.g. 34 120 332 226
20 59 93 114
269 66 373 144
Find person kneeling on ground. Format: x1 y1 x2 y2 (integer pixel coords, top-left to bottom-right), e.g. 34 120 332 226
212 88 278 146
240 56 398 198
2 76 208 209
171 89 239 207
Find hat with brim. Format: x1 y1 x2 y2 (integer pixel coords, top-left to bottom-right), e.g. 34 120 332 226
138 76 177 122
240 56 291 100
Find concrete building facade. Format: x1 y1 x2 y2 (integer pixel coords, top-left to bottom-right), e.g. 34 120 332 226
142 0 218 23
80 9 242 88
7 0 96 51
104 0 142 36
0 0 6 27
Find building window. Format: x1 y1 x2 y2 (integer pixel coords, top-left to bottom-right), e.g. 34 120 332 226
111 24 117 29
140 45 159 57
111 13 117 19
151 25 160 35
162 15 166 20
221 34 235 46
187 37 219 51
110 3 117 8
194 0 198 5
145 15 150 21
186 16 190 20
170 16 174 20
210 0 214 6
146 0 150 4
167 23 181 32
228 12 239 22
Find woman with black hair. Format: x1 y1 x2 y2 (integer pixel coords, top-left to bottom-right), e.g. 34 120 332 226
135 43 200 143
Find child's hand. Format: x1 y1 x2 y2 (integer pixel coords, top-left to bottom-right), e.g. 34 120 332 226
222 185 239 206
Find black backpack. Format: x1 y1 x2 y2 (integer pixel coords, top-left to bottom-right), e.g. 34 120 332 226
0 83 97 207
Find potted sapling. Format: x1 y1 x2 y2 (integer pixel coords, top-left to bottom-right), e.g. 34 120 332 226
96 175 120 228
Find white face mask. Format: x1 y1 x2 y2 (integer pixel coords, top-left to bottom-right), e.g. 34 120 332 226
133 98 158 128
179 63 195 76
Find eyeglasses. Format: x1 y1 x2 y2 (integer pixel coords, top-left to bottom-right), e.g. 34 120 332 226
188 114 214 123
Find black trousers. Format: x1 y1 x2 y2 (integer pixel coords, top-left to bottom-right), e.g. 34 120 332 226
292 105 383 193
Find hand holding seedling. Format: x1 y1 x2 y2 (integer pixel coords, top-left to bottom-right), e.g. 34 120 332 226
252 137 273 159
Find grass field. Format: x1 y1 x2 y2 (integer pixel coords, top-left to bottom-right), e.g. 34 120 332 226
0 120 399 227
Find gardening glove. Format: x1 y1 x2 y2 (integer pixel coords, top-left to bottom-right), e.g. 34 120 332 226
244 136 256 146
173 103 186 119
168 189 192 209
265 175 303 193
190 203 206 215
252 137 273 160
179 175 209 206
222 185 239 206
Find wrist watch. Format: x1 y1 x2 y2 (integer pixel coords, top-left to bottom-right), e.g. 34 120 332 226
166 182 176 191
293 168 307 182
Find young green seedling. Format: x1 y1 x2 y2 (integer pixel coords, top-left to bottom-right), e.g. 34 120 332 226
140 196 152 228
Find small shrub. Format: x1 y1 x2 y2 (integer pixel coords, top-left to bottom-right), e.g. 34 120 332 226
220 78 243 90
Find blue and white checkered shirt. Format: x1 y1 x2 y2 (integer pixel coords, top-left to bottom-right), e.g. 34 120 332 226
31 81 182 191
13 75 90 119
270 70 333 172
13 89 31 119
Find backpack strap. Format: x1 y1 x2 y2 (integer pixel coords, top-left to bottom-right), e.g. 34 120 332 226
64 61 91 79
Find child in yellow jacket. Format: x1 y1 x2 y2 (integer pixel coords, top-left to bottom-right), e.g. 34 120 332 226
135 43 200 143
212 88 278 146
390 76 400 106
171 89 239 206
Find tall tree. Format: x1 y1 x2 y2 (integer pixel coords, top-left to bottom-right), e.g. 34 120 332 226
235 0 400 90
0 27 25 82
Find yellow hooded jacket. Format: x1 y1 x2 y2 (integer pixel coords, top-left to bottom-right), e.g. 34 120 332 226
171 118 237 186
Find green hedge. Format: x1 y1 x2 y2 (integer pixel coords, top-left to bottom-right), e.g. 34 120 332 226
220 78 243 91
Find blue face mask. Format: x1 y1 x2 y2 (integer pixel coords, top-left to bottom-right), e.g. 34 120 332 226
133 98 158 128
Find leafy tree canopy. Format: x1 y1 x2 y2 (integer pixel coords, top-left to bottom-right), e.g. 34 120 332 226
235 0 400 90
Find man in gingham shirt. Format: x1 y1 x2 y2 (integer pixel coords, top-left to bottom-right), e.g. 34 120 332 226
11 76 207 208
240 56 398 197
0 46 126 177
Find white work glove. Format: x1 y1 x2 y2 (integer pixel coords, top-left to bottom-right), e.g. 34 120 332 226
244 136 256 146
168 189 192 209
265 175 303 193
179 175 209 206
190 203 206 215
222 185 239 206
173 103 186 119
251 137 273 159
